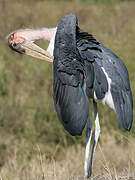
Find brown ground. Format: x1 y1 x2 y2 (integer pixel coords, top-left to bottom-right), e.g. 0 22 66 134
0 134 135 180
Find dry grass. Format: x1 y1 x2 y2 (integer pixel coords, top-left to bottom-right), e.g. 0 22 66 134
0 134 135 180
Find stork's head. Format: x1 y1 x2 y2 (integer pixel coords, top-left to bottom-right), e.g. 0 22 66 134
8 31 26 54
7 28 55 62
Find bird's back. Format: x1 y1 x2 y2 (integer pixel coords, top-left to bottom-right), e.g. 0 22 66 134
76 28 133 131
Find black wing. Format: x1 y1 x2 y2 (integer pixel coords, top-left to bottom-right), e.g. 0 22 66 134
100 45 133 131
76 28 108 100
76 28 133 131
53 14 90 136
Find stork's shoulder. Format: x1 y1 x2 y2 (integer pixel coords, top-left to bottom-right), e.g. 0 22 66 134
95 44 133 131
97 44 131 91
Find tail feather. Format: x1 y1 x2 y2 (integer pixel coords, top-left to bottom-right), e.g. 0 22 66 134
111 88 133 131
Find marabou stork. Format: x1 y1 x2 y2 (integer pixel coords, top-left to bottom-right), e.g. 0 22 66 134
7 14 133 178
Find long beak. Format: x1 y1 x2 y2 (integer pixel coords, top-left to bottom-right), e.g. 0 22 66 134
8 32 53 63
20 40 53 62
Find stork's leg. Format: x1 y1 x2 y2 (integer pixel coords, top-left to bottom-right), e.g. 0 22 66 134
87 100 100 178
84 116 92 178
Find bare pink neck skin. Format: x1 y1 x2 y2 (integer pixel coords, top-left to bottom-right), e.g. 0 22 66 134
16 28 56 42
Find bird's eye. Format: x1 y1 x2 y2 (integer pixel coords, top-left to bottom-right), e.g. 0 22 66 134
13 43 17 47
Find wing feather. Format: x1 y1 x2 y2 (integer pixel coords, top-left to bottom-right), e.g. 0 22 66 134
76 28 133 131
53 14 90 136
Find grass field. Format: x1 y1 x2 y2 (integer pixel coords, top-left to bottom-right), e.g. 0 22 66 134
0 0 135 179
0 136 135 179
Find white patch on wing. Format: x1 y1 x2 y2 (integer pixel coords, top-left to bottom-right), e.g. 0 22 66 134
47 28 57 56
101 67 115 111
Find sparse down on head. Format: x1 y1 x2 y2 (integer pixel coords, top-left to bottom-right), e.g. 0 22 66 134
7 28 56 62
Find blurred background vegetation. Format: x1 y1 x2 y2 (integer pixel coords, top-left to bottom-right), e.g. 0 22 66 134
0 0 135 169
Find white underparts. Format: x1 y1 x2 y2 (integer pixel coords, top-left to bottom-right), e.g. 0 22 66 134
47 28 57 56
101 67 115 111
